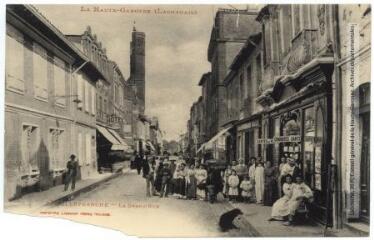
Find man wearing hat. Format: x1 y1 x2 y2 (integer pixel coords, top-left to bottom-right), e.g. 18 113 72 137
64 154 79 191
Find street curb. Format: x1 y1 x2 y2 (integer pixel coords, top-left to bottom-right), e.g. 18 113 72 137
226 201 262 237
45 169 128 207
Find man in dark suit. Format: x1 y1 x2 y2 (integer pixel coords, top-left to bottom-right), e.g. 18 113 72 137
64 154 79 191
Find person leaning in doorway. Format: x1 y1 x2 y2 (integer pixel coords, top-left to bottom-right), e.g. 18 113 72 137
64 154 78 191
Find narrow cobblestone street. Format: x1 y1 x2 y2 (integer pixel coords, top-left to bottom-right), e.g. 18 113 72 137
42 171 251 237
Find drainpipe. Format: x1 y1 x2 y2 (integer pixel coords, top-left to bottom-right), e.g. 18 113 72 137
331 4 343 229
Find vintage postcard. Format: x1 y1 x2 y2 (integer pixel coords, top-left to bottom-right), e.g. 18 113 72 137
3 3 371 237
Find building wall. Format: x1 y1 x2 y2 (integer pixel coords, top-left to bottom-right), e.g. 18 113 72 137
5 19 73 200
208 10 260 134
338 4 371 222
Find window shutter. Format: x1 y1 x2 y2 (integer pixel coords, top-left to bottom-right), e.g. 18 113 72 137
6 24 25 93
91 85 96 115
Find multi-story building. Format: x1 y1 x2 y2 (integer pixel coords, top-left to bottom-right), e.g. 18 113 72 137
198 72 212 142
223 32 262 164
207 8 260 138
66 27 132 171
254 4 338 226
188 5 370 231
5 5 101 200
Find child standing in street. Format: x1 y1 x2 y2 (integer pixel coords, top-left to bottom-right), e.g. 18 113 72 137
240 176 253 203
228 170 239 202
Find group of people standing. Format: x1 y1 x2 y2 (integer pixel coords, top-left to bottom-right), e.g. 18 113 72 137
137 153 313 225
222 156 314 225
140 156 223 202
223 157 281 205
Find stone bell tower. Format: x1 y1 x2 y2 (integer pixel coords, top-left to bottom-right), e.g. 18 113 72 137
128 24 145 114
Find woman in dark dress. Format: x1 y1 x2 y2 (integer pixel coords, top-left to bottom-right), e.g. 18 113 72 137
186 164 197 199
154 162 164 193
263 161 277 206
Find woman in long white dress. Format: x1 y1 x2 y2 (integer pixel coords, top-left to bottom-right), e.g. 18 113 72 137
284 176 313 225
270 174 293 220
254 161 264 204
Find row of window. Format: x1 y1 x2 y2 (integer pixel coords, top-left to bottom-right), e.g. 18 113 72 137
6 24 67 105
76 73 96 115
227 54 262 119
263 5 321 66
20 123 96 173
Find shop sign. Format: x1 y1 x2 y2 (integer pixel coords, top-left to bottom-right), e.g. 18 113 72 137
237 120 260 132
256 135 301 144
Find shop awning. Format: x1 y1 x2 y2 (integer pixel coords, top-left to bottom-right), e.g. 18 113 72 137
196 126 231 153
196 143 206 153
97 125 120 145
107 129 133 152
97 126 130 151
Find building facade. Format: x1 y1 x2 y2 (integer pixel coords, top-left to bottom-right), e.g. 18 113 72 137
187 4 371 230
207 8 261 138
67 27 133 172
337 4 371 226
5 5 100 200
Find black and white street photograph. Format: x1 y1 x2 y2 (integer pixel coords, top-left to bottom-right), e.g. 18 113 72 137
2 3 372 237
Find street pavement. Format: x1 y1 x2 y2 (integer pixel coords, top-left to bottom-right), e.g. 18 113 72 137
36 171 251 237
6 170 359 237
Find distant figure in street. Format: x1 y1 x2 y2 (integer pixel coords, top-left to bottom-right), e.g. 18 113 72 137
168 159 177 194
135 153 142 175
186 164 197 200
142 156 155 197
254 161 265 204
154 162 164 193
228 170 239 202
173 163 187 199
64 154 78 191
160 163 172 198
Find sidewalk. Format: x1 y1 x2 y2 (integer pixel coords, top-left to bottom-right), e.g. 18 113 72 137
230 202 359 237
4 168 130 213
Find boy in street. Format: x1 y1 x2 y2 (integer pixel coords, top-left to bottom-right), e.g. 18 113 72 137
64 154 78 191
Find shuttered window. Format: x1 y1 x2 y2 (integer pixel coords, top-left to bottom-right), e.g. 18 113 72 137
54 57 66 106
33 42 48 100
91 85 96 115
85 133 91 165
77 73 84 109
6 24 25 93
84 80 90 112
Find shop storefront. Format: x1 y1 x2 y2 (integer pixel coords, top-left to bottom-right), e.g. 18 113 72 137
257 61 334 226
236 116 261 165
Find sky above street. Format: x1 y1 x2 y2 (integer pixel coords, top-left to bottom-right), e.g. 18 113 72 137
37 4 258 141
36 4 218 141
